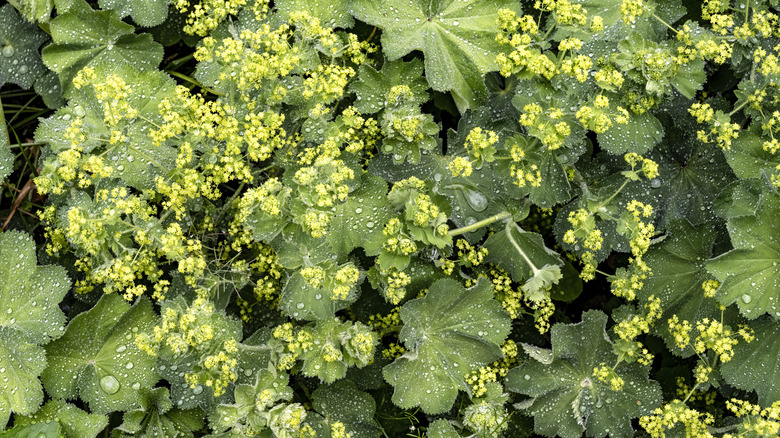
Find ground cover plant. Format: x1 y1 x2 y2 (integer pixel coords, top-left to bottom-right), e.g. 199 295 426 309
1 0 780 436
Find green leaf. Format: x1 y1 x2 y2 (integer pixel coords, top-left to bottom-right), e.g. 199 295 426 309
427 419 459 438
0 97 12 184
6 0 54 22
383 277 511 414
327 174 394 258
349 58 429 114
0 420 62 438
720 317 780 406
639 219 723 356
276 0 353 29
42 294 159 414
723 131 780 180
0 4 49 89
312 380 381 438
34 70 66 109
597 111 664 155
15 400 107 438
112 387 204 438
98 0 169 27
349 0 520 112
0 231 70 427
484 221 564 301
707 191 780 319
41 0 163 94
670 57 707 99
505 311 662 438
35 65 178 190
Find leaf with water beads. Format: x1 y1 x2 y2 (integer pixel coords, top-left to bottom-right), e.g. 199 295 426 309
707 191 780 319
41 294 159 414
0 97 12 184
312 380 381 438
721 316 780 406
505 310 662 438
98 0 169 27
112 387 204 438
383 277 511 414
0 4 49 89
349 0 521 113
276 0 354 29
0 230 70 428
14 399 107 438
41 0 163 95
639 219 728 357
597 111 663 155
349 58 429 114
0 420 61 438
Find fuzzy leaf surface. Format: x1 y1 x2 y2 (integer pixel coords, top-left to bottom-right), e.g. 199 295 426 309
41 0 163 93
720 317 780 406
41 294 159 414
0 4 49 89
312 380 381 438
707 192 780 319
98 0 169 27
383 277 511 414
506 311 661 438
16 399 107 438
349 0 519 112
0 231 69 426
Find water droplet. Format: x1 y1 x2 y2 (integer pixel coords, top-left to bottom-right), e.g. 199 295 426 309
125 362 134 369
18 65 28 74
192 385 204 394
465 189 488 212
99 375 120 394
355 207 363 214
2 45 13 57
524 374 531 380
296 302 305 309
132 382 141 390
366 221 375 228
116 345 127 353
741 294 752 304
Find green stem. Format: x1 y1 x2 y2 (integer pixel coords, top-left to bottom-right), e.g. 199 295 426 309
447 210 512 236
167 71 224 96
651 13 680 35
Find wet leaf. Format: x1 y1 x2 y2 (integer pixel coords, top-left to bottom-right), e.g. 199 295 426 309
0 4 49 89
383 277 511 414
41 294 159 414
0 230 70 427
505 311 662 438
349 0 521 112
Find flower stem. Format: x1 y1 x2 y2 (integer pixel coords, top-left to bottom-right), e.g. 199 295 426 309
448 210 512 237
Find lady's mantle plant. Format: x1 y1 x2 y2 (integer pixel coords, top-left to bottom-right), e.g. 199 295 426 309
0 0 779 436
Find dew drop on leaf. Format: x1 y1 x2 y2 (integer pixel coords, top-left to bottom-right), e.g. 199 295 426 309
99 375 120 394
2 45 13 57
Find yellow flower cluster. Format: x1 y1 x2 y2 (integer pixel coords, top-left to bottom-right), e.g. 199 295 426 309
620 0 645 24
173 0 251 36
490 267 522 319
507 138 542 188
330 421 351 438
273 322 314 371
465 340 519 397
701 279 719 298
563 208 601 281
382 342 406 360
724 399 780 437
464 127 498 163
519 104 572 150
368 307 401 332
593 363 625 391
456 239 488 267
576 95 630 134
640 400 714 438
688 102 741 150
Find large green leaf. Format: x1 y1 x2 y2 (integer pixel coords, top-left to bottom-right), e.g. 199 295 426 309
597 111 663 155
349 0 520 112
383 278 511 414
311 380 381 438
98 0 169 27
0 420 61 438
720 317 780 406
723 131 780 180
327 173 394 259
484 221 564 302
42 294 159 414
349 58 429 114
639 220 724 356
707 192 780 319
505 311 662 438
0 4 49 89
41 0 163 94
15 399 107 438
276 0 353 28
34 65 178 190
112 387 204 438
0 231 70 428
6 0 54 22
